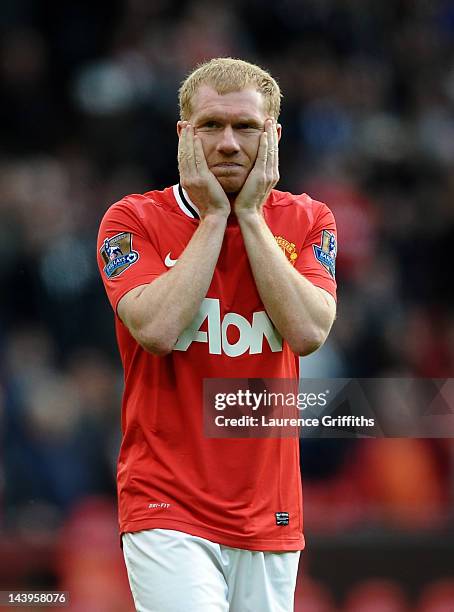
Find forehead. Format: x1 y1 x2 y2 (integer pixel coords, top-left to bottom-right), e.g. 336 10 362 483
190 85 267 122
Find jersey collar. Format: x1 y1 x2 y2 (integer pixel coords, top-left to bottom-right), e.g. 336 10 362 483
173 184 200 219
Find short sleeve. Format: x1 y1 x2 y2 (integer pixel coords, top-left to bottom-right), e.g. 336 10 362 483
294 203 338 300
96 199 166 312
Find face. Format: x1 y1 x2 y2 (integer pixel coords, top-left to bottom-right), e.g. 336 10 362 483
177 85 281 194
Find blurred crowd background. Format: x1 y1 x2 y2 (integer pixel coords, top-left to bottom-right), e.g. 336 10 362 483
0 0 453 610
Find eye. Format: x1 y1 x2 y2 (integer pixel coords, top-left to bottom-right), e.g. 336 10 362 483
200 121 220 129
236 123 260 131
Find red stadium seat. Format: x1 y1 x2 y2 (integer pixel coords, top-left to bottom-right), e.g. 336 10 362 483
294 576 337 612
417 579 454 612
342 578 409 612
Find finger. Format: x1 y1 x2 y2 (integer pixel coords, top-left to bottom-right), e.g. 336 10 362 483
267 119 279 175
272 119 279 182
265 119 274 177
177 125 189 176
255 130 268 174
193 135 210 173
185 124 198 175
178 124 197 180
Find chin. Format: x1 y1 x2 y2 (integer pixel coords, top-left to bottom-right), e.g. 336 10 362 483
217 177 245 194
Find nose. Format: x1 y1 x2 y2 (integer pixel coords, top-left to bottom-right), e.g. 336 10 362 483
216 125 241 155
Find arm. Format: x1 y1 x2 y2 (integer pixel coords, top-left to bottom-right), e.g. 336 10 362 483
118 215 227 355
236 212 336 356
118 123 231 355
234 119 336 356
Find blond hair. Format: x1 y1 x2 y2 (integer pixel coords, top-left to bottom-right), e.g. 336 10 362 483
178 57 282 121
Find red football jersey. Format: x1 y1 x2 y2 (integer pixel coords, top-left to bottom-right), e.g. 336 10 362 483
97 184 337 551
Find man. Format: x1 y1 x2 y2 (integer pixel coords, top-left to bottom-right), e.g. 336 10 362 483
97 58 337 612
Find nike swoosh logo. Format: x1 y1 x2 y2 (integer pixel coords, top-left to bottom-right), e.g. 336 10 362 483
164 252 178 267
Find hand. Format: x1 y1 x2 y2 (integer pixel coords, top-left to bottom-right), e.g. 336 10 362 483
234 118 280 217
178 122 231 219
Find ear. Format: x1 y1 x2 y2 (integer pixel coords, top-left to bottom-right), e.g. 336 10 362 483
276 123 282 142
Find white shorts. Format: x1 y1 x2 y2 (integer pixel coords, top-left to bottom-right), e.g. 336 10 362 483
122 528 301 612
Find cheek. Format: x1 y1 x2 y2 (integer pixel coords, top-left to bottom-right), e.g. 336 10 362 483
198 136 218 159
242 136 261 161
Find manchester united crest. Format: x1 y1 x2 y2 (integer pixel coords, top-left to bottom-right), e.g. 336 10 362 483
275 236 298 266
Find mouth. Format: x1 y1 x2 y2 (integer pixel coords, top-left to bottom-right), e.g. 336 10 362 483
212 163 243 170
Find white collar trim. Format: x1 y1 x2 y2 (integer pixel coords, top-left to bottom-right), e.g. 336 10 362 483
172 184 200 219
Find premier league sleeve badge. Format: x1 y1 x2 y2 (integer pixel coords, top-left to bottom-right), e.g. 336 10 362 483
313 230 337 278
100 232 139 278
